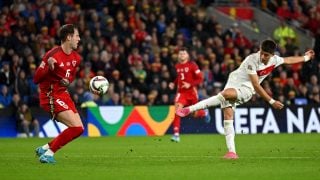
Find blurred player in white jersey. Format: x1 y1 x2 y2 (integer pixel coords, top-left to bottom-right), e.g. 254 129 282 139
176 39 315 159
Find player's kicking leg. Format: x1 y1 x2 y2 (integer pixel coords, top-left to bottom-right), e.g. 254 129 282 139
176 93 226 117
36 111 83 164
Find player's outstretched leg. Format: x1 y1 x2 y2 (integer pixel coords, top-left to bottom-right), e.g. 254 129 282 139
177 93 225 117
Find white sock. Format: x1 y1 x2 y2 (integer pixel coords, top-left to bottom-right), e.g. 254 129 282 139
224 120 236 153
189 93 225 112
44 149 54 156
42 144 49 150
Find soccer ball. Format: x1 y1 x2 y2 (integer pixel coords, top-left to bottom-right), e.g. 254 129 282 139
89 76 109 95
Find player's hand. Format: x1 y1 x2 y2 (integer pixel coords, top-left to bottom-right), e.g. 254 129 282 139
60 78 70 87
181 81 191 89
48 57 57 70
169 82 175 90
305 50 315 60
271 100 284 110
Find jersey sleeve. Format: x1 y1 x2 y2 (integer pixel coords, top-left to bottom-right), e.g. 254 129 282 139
190 62 203 86
273 55 284 67
33 55 50 84
244 56 257 75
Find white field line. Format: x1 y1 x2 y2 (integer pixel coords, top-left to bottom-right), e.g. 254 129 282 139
70 155 318 159
1 154 317 159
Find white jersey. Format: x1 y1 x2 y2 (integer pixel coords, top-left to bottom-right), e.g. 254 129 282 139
225 51 284 92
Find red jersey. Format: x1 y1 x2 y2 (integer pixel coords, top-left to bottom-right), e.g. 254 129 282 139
175 60 203 93
34 46 81 92
33 46 81 115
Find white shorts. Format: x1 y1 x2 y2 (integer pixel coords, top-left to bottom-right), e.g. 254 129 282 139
220 84 253 109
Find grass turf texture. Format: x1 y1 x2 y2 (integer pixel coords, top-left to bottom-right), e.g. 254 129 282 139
0 134 319 180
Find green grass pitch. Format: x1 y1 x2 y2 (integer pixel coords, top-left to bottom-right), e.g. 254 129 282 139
0 133 319 180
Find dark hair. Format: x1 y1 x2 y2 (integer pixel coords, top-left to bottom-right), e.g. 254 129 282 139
59 24 77 42
261 40 277 54
178 47 188 52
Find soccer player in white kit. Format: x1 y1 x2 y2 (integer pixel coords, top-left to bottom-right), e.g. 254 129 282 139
176 39 315 159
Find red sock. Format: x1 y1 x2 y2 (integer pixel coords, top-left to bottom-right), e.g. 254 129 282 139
49 126 84 153
172 115 181 135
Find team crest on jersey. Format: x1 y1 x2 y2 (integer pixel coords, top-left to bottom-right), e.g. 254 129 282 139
185 67 189 72
66 62 70 66
247 65 252 70
72 60 77 67
59 62 64 67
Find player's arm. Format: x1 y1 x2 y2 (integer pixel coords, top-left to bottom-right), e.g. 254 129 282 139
33 61 49 84
190 69 203 86
169 81 175 90
33 57 57 84
249 74 284 110
283 50 315 64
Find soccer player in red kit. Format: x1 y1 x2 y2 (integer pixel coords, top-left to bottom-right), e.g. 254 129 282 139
169 47 210 142
33 24 83 163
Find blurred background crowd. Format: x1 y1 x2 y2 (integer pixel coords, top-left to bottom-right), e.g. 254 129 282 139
0 0 320 110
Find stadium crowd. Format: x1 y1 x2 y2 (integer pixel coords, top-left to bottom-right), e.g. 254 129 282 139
0 0 320 109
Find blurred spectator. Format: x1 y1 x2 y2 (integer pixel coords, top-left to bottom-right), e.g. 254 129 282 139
234 31 252 53
16 102 39 137
79 61 95 83
156 93 171 105
147 90 158 105
10 93 21 112
283 78 299 99
14 70 30 103
303 9 320 35
273 20 297 48
0 85 12 108
290 3 308 27
250 20 260 33
128 47 142 65
122 93 133 105
279 71 288 88
0 61 15 89
276 1 292 21
309 86 320 104
285 90 296 105
223 22 240 40
106 92 121 105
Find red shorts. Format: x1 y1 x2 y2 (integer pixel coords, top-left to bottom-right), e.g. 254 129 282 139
174 91 199 106
40 90 77 115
